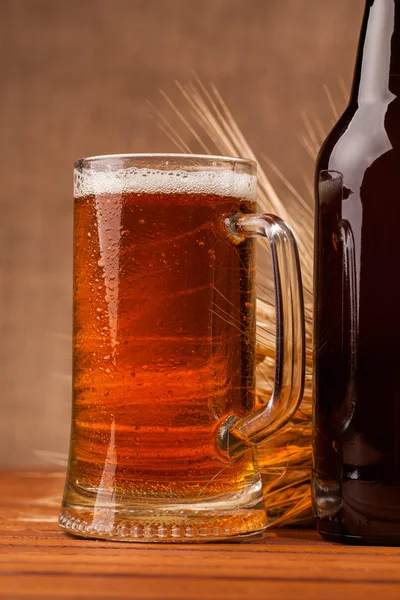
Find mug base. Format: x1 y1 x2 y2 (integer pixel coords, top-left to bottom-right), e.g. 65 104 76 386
59 478 268 543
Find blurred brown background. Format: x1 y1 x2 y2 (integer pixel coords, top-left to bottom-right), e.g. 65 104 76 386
0 0 364 467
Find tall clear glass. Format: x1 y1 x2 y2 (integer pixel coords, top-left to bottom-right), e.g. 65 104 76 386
59 154 305 542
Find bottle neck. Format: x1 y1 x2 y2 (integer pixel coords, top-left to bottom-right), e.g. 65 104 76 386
351 0 400 104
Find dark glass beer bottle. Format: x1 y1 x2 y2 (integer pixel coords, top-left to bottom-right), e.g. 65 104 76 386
314 0 400 544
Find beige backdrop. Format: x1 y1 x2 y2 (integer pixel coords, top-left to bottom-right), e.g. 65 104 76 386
0 0 364 467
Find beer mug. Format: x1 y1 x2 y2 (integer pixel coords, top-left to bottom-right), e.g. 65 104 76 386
59 154 305 542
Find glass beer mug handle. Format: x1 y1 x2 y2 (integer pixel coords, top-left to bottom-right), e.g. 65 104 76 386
218 213 305 460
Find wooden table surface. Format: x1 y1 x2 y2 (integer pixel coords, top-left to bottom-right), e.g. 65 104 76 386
1 471 400 599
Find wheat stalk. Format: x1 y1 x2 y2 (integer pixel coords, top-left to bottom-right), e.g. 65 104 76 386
152 78 342 526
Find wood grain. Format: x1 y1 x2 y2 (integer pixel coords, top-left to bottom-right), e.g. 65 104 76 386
1 471 400 599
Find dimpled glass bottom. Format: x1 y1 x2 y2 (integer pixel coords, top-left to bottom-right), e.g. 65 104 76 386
59 477 267 543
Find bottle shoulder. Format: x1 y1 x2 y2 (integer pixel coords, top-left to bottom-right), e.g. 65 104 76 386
317 107 355 170
317 98 400 181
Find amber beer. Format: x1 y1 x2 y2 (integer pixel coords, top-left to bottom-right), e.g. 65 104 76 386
60 154 305 542
72 173 256 493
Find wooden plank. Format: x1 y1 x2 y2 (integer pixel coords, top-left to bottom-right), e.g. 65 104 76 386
1 471 400 600
2 576 400 600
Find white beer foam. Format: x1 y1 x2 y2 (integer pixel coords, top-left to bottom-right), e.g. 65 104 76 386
74 167 257 200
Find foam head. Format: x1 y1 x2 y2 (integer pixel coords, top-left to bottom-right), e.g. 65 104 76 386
74 166 257 200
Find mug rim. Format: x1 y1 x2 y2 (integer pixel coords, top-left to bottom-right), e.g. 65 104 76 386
74 153 256 170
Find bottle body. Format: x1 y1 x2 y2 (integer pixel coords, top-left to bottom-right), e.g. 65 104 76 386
313 0 400 544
